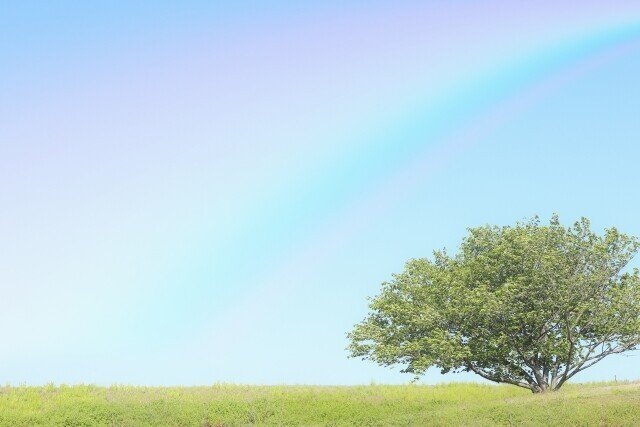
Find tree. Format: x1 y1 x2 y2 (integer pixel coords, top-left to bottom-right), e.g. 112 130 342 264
347 216 640 392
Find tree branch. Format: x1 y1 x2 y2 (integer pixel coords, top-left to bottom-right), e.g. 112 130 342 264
465 361 535 391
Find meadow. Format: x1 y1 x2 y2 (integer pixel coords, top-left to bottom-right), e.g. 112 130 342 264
0 381 639 426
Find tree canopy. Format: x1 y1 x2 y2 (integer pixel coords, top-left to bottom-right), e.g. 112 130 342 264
348 216 640 392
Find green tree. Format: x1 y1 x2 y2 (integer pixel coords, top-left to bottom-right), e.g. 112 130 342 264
348 216 640 392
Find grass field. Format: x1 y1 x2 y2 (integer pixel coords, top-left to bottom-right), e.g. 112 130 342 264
0 381 639 426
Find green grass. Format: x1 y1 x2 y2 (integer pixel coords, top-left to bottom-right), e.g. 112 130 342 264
0 381 639 426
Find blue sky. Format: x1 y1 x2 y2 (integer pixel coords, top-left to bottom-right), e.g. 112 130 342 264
1 1 639 385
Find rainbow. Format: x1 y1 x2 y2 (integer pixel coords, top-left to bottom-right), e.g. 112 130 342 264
129 16 640 354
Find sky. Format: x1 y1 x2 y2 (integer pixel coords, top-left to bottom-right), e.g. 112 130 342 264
1 1 640 385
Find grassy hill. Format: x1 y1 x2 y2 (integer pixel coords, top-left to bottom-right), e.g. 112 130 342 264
0 381 638 426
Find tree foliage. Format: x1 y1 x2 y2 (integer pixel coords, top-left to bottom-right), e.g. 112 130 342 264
348 216 640 392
